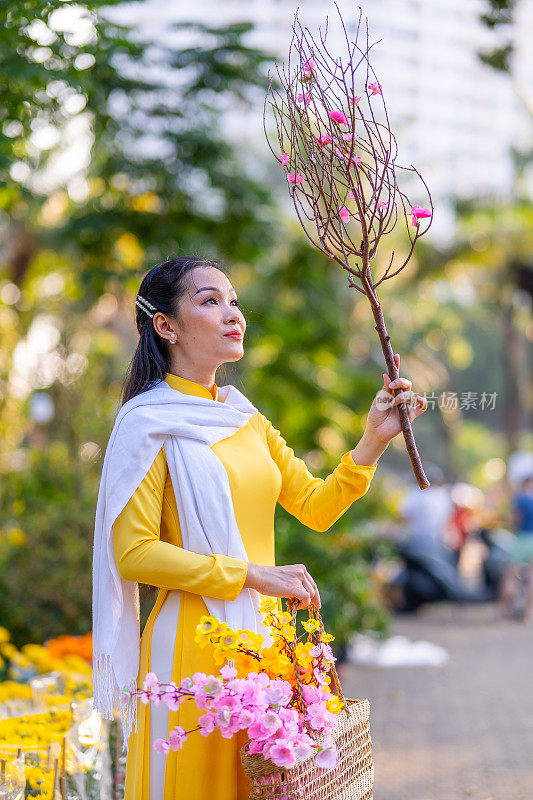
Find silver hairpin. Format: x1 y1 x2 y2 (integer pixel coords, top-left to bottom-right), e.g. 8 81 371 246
136 294 157 318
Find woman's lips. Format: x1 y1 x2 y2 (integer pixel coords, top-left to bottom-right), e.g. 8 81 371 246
224 333 242 339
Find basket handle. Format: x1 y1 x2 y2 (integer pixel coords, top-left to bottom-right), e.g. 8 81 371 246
286 598 346 714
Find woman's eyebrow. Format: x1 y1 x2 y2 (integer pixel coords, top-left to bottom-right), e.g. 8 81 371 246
194 286 236 295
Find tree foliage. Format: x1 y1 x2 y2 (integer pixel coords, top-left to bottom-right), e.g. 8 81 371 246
0 5 390 653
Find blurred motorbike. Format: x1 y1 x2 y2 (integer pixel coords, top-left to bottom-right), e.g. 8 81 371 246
477 526 513 600
386 534 496 613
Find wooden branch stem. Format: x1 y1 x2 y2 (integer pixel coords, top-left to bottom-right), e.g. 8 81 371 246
364 284 429 489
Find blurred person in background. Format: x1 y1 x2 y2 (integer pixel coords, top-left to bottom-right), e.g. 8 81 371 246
399 464 453 548
447 483 485 568
499 474 533 620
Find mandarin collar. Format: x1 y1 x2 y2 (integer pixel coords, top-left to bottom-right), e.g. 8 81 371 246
165 373 218 401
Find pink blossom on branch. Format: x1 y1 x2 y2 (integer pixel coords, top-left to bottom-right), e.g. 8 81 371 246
329 109 348 126
132 668 341 771
219 663 238 680
302 58 316 79
279 152 290 166
168 727 187 751
197 712 216 736
287 173 304 184
339 206 350 223
315 739 338 769
346 155 362 168
268 740 297 769
297 91 312 104
140 671 161 705
265 5 433 489
409 205 432 226
316 134 333 147
153 738 170 755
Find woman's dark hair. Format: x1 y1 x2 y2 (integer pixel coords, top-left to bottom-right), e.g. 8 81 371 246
121 255 226 603
121 255 226 406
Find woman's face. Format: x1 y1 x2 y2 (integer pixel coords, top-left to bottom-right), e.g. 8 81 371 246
167 265 246 369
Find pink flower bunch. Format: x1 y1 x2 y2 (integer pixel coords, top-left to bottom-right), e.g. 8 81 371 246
131 664 339 771
139 670 162 706
302 59 316 80
368 82 382 96
287 173 304 185
279 152 290 166
329 109 348 126
297 91 312 105
345 155 362 168
409 205 432 226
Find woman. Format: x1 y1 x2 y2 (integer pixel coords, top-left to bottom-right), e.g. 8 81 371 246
92 255 427 800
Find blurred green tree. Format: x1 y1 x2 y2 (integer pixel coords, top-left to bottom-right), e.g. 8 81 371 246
0 3 277 643
0 5 392 654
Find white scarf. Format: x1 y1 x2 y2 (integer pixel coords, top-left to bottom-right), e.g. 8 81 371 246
92 378 270 750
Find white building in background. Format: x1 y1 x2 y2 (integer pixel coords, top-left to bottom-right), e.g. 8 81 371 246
107 0 533 244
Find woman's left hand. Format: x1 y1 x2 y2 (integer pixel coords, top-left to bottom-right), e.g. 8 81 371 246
365 353 428 445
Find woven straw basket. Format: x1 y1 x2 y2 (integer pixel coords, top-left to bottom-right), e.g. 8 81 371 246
240 601 374 800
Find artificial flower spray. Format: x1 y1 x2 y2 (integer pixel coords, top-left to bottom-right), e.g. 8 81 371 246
125 599 344 771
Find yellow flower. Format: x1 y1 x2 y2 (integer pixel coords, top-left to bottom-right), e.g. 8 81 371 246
237 630 264 653
326 695 345 714
193 630 210 649
196 615 219 637
0 643 19 658
218 630 239 652
194 616 227 648
233 651 260 677
294 642 313 669
301 619 320 634
320 631 335 643
280 625 295 642
0 626 10 644
259 646 293 678
61 654 92 675
259 598 277 614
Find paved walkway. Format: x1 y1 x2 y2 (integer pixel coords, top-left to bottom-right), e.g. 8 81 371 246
341 603 533 800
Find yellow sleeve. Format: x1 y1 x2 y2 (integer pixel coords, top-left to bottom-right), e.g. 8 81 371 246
261 415 377 532
112 446 248 601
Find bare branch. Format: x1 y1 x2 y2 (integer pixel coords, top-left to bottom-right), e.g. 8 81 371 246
263 5 433 489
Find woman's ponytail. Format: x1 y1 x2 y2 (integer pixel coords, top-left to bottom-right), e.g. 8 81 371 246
120 255 223 406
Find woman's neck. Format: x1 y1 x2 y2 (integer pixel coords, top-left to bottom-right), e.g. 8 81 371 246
167 362 217 393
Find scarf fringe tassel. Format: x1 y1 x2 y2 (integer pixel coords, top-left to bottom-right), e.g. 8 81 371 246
93 653 138 752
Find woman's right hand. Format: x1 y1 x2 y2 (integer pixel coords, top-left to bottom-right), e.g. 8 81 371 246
243 563 321 610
